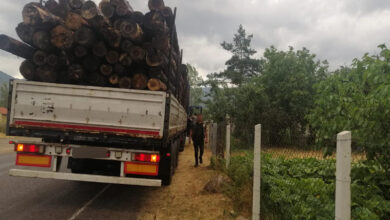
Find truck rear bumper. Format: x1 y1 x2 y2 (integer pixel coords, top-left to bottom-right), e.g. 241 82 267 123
9 169 162 187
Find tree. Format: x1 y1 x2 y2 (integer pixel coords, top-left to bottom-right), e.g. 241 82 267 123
218 25 261 85
260 46 328 144
308 45 390 171
187 64 204 106
0 82 8 108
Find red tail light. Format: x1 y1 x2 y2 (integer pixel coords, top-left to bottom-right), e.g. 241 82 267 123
133 153 160 163
15 144 43 153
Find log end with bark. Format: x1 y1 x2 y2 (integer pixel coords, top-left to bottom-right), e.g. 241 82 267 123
131 73 148 89
148 0 165 11
51 25 74 49
147 78 166 91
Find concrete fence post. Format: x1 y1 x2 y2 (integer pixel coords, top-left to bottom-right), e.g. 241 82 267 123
252 124 261 220
335 131 352 220
212 123 218 156
225 123 231 169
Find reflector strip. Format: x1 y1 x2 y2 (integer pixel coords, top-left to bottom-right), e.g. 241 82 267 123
124 162 159 176
16 154 52 168
13 120 160 137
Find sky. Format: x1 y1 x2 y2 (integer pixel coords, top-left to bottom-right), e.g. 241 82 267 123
1 0 390 78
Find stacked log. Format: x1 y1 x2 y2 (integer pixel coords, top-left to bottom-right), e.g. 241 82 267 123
0 0 189 107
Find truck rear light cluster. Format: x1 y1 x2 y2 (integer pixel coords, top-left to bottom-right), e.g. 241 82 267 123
15 144 44 154
132 153 160 163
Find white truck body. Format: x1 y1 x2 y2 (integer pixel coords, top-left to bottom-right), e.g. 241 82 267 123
8 80 187 139
7 80 188 187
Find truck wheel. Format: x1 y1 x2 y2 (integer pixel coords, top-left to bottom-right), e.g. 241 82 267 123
179 135 185 152
161 143 175 186
161 159 173 186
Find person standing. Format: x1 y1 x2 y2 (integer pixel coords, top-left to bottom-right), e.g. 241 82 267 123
191 114 207 167
186 116 193 144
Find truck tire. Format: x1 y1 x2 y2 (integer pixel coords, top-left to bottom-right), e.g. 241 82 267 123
179 134 185 152
161 157 173 185
161 142 177 186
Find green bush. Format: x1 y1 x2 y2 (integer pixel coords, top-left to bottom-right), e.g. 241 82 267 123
216 153 390 219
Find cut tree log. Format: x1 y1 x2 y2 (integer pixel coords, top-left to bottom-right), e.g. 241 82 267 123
46 0 70 19
119 53 132 66
120 40 133 53
147 78 166 91
131 73 148 89
120 19 143 42
113 19 124 30
120 20 143 42
143 11 168 34
0 34 35 59
20 60 36 80
74 45 88 57
75 26 96 46
69 0 85 9
152 34 170 52
118 76 131 88
22 3 61 26
100 64 113 76
58 50 74 66
81 1 100 20
99 0 115 19
109 74 119 85
45 54 59 66
86 73 107 86
68 64 84 81
51 25 74 49
83 55 101 72
33 50 47 66
129 46 145 63
148 0 165 11
37 65 57 82
33 31 53 51
115 0 134 17
148 67 168 83
65 13 89 30
16 23 34 45
114 63 126 75
89 15 110 29
45 0 59 13
146 50 163 67
100 27 121 48
131 11 144 25
93 41 107 57
161 6 173 24
105 50 119 64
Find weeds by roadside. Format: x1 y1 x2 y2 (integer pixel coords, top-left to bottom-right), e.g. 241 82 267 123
211 151 390 219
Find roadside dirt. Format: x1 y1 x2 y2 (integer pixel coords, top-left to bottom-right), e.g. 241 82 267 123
138 142 234 220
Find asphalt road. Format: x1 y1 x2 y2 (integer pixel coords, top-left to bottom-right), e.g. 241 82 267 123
0 139 151 220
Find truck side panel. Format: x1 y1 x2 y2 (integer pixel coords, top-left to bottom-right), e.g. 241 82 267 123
9 80 167 139
169 95 187 137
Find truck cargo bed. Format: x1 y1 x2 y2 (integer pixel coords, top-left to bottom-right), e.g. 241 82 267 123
8 80 186 140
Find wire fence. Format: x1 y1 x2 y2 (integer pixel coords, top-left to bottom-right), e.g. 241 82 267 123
207 121 389 219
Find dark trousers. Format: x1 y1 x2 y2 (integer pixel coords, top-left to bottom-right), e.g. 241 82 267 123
193 140 204 165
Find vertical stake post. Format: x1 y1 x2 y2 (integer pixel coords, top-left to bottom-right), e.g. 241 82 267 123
252 124 261 220
225 115 231 169
335 131 352 220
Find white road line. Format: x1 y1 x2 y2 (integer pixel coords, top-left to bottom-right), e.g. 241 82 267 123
67 184 111 220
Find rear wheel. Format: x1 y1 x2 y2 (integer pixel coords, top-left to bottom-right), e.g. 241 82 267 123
161 140 179 185
161 157 173 185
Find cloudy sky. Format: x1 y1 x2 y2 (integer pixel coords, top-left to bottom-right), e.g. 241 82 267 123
1 0 390 78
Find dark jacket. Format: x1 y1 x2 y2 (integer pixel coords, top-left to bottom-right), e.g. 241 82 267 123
192 122 204 142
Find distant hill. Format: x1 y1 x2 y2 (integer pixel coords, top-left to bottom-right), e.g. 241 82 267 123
0 71 15 85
